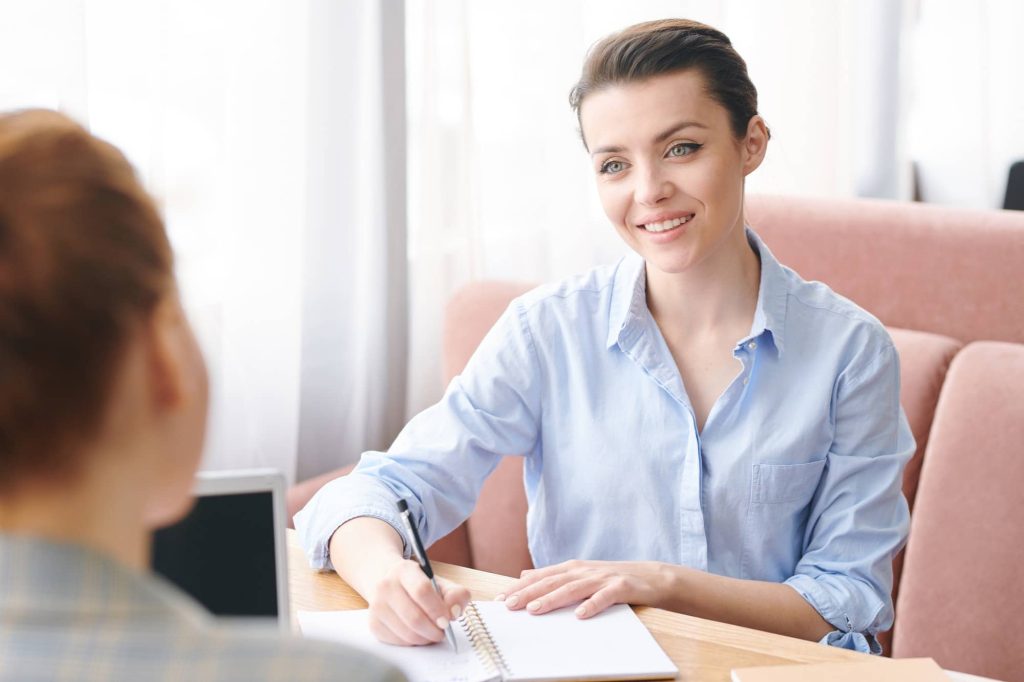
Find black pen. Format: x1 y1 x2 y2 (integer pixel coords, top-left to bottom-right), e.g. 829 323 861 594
396 498 458 652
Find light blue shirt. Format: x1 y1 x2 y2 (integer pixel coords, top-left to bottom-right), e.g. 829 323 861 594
296 229 913 654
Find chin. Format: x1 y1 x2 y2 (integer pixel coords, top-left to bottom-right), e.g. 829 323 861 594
645 252 699 275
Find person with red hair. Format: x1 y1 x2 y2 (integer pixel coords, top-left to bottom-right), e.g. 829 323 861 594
0 109 403 681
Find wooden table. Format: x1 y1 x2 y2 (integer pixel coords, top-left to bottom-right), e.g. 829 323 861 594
287 530 873 681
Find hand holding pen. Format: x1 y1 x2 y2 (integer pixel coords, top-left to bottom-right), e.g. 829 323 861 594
397 498 460 651
326 511 470 647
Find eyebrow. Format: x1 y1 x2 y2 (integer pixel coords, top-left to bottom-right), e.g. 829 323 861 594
590 120 708 156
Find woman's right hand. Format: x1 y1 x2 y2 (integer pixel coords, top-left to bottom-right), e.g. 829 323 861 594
329 516 471 646
366 559 470 646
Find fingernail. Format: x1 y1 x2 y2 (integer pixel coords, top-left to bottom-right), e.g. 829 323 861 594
506 595 519 608
450 604 462 619
575 605 586 617
435 617 449 630
527 600 541 612
494 593 505 602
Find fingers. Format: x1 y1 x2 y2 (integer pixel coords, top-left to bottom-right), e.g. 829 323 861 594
503 572 580 611
369 560 462 646
498 561 580 607
370 599 436 646
438 576 472 620
497 561 639 618
574 583 623 619
522 576 603 615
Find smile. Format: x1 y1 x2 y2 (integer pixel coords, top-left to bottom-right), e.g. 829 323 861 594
639 214 694 233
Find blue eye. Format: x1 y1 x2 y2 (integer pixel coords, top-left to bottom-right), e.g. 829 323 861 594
600 159 626 174
667 143 701 158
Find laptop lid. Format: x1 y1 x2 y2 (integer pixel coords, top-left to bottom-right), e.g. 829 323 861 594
151 468 290 630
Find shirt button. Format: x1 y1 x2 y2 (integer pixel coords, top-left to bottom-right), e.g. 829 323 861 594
747 341 757 350
743 377 749 386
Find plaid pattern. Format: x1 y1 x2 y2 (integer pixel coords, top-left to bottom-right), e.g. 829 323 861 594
0 535 404 682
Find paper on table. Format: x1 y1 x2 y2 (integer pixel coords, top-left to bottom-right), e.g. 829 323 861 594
299 601 677 682
298 609 497 682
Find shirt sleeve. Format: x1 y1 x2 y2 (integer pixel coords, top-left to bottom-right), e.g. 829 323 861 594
784 337 913 654
294 298 543 571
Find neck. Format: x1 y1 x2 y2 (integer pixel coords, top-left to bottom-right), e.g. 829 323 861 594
0 455 151 570
646 223 761 336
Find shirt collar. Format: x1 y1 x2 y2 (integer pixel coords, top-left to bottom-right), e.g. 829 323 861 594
606 251 648 349
606 227 788 356
744 227 788 356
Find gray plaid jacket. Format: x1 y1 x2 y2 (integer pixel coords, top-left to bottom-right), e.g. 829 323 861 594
0 534 404 682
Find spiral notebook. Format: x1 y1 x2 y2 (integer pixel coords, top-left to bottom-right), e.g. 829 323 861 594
298 601 679 682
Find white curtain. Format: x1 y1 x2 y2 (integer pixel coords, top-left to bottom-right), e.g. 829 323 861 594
0 0 408 484
297 0 409 482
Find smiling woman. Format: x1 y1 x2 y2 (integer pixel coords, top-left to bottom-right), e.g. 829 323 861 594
295 18 913 657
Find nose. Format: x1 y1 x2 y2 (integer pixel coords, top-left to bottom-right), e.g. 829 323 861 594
634 162 673 206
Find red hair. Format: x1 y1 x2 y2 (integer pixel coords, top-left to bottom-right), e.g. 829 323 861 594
0 109 173 490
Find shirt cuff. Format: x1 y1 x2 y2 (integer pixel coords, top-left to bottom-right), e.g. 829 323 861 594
293 475 412 571
817 629 882 654
785 573 885 655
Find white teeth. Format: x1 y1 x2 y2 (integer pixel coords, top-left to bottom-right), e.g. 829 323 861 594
642 215 692 232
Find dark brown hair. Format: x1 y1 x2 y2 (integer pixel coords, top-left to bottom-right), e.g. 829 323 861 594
0 109 173 490
569 18 766 144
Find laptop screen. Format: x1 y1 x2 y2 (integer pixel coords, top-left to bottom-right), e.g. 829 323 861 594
151 483 281 620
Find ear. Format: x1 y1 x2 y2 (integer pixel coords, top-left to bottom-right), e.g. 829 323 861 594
138 294 209 529
741 115 769 176
146 294 199 412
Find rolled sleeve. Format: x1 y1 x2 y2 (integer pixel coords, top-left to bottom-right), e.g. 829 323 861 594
294 299 543 572
294 473 413 571
787 573 883 654
787 338 913 651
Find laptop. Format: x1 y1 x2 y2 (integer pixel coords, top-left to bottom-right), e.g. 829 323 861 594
151 468 290 630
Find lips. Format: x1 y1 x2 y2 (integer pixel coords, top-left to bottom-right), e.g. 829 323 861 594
638 213 695 233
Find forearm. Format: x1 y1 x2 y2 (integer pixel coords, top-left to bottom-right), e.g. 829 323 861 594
657 565 833 642
329 516 406 601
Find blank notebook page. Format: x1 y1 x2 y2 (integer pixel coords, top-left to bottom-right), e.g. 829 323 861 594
471 601 678 682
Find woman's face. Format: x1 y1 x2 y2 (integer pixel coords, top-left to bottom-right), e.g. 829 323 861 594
579 69 766 277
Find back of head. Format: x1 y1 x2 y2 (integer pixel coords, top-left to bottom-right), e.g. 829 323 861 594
0 109 173 492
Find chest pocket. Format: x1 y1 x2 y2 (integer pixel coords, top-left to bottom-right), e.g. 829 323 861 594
752 459 827 504
743 458 827 580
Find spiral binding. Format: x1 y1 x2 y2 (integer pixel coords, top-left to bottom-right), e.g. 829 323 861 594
458 602 513 678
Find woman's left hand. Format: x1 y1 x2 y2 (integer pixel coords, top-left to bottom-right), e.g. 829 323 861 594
495 560 673 618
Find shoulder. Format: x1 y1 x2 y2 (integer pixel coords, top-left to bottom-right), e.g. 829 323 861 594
780 264 894 356
510 259 623 322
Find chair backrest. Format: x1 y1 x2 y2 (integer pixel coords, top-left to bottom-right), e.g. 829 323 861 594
746 194 1024 344
888 329 962 511
876 329 960 656
892 342 1024 679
